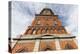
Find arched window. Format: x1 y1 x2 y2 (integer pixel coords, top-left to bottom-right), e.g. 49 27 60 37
33 30 36 34
32 28 36 34
53 21 57 26
42 29 46 34
36 18 41 26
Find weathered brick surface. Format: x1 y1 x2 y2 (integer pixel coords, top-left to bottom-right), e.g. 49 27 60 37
12 8 77 53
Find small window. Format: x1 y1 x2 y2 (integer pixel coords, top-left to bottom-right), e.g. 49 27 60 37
36 21 41 26
42 29 46 34
58 29 62 32
45 28 48 33
33 30 36 34
37 21 40 24
53 21 57 26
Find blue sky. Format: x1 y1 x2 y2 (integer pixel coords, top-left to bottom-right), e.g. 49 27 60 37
11 1 78 38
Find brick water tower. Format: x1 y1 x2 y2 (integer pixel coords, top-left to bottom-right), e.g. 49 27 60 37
11 8 78 53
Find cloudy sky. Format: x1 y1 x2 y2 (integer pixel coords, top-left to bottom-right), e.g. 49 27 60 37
11 1 78 38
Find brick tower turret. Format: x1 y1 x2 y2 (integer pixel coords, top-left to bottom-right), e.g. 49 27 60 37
24 8 67 35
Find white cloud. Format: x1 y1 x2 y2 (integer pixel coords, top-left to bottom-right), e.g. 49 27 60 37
11 1 78 38
65 8 78 36
11 1 46 38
